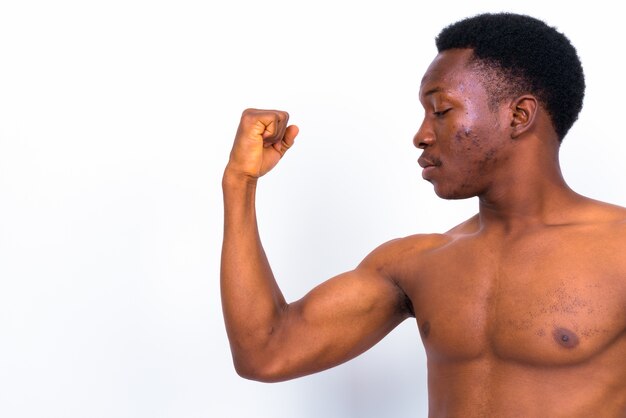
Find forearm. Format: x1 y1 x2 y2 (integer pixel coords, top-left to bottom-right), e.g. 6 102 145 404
220 170 288 367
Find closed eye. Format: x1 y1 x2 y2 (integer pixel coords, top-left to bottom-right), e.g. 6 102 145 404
433 108 451 118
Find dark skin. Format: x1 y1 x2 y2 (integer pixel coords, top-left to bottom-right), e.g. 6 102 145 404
221 48 626 417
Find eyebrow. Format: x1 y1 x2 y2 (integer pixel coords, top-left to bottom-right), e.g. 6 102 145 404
422 86 445 97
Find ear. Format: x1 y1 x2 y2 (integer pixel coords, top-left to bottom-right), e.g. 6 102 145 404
509 95 538 139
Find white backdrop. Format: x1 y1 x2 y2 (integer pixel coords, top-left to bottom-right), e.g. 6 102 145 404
1 1 625 417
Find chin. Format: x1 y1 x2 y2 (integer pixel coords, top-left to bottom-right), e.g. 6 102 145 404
432 182 478 200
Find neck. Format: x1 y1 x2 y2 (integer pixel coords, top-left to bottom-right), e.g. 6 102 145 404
476 145 581 232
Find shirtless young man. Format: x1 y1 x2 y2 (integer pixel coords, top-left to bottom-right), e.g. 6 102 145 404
221 13 626 417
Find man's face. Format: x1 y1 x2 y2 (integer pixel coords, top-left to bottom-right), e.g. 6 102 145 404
415 48 511 200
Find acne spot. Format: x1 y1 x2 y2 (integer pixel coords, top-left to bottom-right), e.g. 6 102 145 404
454 126 475 144
421 321 431 338
552 327 579 349
484 148 497 161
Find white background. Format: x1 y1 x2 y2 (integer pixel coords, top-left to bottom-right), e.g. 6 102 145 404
1 1 624 417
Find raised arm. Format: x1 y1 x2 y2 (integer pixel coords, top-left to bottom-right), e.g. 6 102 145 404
221 109 413 382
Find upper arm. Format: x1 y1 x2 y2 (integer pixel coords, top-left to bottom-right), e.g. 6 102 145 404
250 241 415 382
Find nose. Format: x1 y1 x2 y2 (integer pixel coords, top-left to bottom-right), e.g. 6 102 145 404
413 118 435 149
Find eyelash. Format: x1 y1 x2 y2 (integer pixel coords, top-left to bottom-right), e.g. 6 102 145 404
433 109 451 117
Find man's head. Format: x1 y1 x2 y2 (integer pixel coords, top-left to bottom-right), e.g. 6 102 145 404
435 13 585 141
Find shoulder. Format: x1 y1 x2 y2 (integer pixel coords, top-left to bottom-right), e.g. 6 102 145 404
575 198 626 236
351 217 479 317
561 199 626 272
358 214 480 273
586 199 626 221
599 203 626 246
605 203 626 233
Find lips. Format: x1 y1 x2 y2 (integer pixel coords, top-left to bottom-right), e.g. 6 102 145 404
418 155 441 179
418 155 441 169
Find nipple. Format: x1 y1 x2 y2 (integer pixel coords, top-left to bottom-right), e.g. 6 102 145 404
552 327 579 349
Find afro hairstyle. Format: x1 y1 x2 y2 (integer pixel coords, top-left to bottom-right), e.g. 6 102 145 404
435 13 585 141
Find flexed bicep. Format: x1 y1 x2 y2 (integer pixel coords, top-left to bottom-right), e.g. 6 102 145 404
241 265 412 382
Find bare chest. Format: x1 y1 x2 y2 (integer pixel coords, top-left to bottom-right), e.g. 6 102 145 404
404 234 626 366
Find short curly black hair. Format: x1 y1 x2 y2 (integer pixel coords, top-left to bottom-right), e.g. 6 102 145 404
436 13 585 141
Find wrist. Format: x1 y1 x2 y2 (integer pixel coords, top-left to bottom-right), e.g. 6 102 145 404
222 167 259 190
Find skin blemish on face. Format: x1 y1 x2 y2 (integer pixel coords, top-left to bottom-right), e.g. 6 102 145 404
483 148 497 162
553 327 579 349
454 126 479 145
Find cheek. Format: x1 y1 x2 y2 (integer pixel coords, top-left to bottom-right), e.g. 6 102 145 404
452 126 503 175
451 125 483 162
456 124 500 151
454 126 480 149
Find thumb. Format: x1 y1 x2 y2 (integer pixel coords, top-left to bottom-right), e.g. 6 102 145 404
283 125 299 147
273 124 300 156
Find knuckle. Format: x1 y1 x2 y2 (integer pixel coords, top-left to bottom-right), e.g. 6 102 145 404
240 109 258 124
239 109 289 130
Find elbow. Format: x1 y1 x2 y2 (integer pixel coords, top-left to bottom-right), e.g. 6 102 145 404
234 364 278 383
232 355 290 383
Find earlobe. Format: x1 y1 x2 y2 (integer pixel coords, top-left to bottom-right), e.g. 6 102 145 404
509 95 538 139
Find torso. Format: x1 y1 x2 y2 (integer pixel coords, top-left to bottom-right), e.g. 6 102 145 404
386 203 626 417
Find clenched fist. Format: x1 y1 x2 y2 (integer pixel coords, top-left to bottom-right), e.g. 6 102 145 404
225 109 299 181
